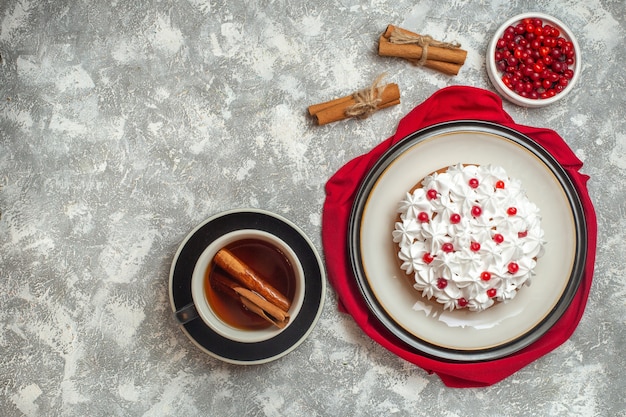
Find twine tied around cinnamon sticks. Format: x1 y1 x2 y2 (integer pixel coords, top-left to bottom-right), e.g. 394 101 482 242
388 28 462 66
308 74 400 125
379 25 467 75
345 73 389 119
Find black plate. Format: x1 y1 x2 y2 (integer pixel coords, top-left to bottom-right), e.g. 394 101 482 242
348 120 587 362
169 209 325 364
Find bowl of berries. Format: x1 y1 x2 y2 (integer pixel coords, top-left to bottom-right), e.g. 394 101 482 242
487 12 581 107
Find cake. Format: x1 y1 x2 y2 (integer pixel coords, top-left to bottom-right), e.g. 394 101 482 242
392 163 545 312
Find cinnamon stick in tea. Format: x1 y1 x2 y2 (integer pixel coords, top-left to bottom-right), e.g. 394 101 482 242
211 273 290 328
308 77 401 125
213 248 291 312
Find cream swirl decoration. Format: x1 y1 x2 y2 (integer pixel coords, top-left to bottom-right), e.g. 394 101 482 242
393 164 545 312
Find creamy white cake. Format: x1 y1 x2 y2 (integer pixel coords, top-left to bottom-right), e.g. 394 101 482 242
392 163 545 312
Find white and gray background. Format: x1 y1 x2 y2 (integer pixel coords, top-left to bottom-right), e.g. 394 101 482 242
1 0 624 416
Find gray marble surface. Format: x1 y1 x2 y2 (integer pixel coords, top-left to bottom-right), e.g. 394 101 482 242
1 0 624 416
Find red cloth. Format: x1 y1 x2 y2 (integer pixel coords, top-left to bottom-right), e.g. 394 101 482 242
321 86 597 388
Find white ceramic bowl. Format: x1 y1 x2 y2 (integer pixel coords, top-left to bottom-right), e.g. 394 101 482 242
190 229 305 343
486 12 581 107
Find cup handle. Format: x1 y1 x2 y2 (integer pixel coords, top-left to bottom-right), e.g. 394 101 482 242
175 303 199 325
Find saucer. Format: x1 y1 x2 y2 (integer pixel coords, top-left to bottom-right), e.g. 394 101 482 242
169 209 326 364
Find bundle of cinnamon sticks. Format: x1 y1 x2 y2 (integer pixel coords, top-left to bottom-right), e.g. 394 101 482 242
211 248 291 329
308 75 401 125
378 25 467 76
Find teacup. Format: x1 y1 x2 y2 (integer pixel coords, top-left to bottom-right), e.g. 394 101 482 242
175 229 305 343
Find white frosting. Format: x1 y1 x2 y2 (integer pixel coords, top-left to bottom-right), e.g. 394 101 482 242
393 164 545 312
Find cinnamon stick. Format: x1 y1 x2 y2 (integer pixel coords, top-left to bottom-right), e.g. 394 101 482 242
211 273 290 328
213 248 291 312
381 25 467 64
379 36 463 76
308 81 400 125
307 95 353 117
378 25 467 75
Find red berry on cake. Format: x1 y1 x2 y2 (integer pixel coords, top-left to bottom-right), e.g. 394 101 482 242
441 243 454 253
457 297 469 307
470 241 481 251
487 288 497 298
507 207 518 216
427 189 438 200
518 230 528 238
471 205 482 217
436 278 448 289
417 212 430 223
508 262 519 274
495 180 505 189
422 253 434 264
493 233 504 244
481 271 492 281
469 178 479 188
450 213 461 224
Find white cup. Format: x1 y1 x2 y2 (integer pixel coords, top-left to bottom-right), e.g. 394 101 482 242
176 229 305 343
